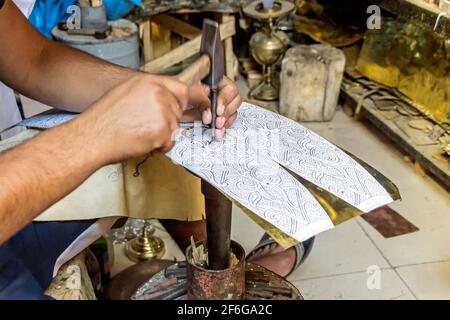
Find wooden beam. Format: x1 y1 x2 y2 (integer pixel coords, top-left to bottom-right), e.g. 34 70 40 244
142 19 235 74
141 20 154 63
152 14 201 40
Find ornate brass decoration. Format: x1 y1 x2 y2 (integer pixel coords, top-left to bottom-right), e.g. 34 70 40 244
125 222 165 262
243 0 295 101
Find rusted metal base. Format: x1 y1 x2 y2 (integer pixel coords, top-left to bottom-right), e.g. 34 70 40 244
104 259 175 300
245 263 303 300
186 240 246 300
128 260 303 300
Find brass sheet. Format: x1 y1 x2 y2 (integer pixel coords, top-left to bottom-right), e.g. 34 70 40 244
356 19 450 125
236 161 382 250
295 16 365 47
343 150 401 202
235 201 300 250
236 99 401 248
282 165 365 226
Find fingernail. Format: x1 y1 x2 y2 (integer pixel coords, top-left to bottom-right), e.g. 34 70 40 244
218 117 227 129
218 104 225 116
216 128 225 141
202 110 211 124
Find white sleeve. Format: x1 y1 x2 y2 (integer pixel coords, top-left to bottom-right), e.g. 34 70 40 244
0 0 35 139
12 0 36 18
0 83 23 140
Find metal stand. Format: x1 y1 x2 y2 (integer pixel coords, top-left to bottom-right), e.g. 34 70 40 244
201 180 232 270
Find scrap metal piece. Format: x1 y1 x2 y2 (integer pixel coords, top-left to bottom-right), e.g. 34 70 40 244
361 206 419 238
104 260 175 300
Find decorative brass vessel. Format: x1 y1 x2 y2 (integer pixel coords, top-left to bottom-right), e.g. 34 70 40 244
125 222 165 262
243 0 295 101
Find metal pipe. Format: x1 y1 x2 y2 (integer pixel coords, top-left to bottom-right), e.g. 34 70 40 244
201 180 232 270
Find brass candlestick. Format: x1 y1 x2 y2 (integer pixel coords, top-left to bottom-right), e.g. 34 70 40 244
243 0 295 101
125 221 165 262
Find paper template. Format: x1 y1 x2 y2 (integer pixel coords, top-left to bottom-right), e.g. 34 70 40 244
166 123 334 241
8 103 394 241
235 103 393 212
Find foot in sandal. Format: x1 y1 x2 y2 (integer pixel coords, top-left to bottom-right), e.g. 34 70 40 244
246 234 315 278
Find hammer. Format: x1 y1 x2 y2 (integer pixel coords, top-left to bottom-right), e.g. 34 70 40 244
176 19 224 141
175 19 231 270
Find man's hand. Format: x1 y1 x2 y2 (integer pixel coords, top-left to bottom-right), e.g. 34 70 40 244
182 77 241 140
0 74 189 244
76 74 189 164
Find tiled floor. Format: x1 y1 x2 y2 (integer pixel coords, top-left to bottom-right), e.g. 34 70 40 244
231 79 450 300
20 79 450 300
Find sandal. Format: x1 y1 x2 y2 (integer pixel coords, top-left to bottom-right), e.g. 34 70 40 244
246 233 315 278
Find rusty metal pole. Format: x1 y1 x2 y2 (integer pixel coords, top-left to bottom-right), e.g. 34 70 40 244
201 180 232 270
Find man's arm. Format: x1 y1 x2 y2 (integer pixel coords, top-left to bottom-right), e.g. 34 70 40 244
0 0 241 129
0 0 137 112
0 74 188 244
0 116 105 243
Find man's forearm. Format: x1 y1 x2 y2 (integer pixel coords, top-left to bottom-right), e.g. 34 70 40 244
0 0 139 112
27 40 139 112
0 118 106 244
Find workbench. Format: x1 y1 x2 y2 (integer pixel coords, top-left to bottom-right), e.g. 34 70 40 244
131 0 239 80
340 77 450 190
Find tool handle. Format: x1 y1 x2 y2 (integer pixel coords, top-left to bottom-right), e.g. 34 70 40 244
176 54 211 87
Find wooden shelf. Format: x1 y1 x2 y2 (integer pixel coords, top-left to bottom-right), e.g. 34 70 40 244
340 85 450 190
370 0 450 38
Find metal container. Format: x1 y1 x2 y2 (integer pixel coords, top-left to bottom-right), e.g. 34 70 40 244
80 5 108 31
52 19 140 69
186 240 246 300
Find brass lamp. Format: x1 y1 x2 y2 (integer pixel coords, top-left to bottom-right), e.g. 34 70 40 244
243 0 295 101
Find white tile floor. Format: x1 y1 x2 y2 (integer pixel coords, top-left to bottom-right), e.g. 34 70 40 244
20 79 450 300
231 79 450 300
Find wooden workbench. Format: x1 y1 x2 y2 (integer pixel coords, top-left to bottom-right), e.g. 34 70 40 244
132 0 239 80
